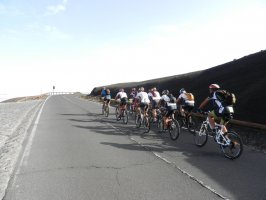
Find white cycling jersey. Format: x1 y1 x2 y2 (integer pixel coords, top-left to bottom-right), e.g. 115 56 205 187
152 91 161 101
161 94 170 102
116 91 127 99
137 91 150 104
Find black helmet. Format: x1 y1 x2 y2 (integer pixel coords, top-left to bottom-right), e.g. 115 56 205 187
179 88 186 94
162 90 169 95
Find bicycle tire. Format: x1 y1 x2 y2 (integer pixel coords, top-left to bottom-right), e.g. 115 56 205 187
115 107 120 121
194 122 208 147
102 104 105 115
157 117 164 133
104 106 109 117
136 114 142 128
220 131 243 159
123 110 128 124
169 119 180 140
187 115 196 133
143 116 150 133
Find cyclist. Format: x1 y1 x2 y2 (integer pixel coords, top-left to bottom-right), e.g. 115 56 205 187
115 89 128 118
103 89 111 110
198 84 230 134
158 90 176 129
136 87 150 118
129 88 137 100
151 87 161 122
101 87 107 99
176 88 195 117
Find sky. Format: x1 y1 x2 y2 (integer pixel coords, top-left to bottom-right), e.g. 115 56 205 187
1 0 266 101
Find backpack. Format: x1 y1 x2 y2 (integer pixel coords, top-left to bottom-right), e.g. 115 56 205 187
215 90 236 106
185 93 194 101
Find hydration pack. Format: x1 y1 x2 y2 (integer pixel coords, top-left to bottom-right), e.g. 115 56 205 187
215 90 236 106
185 93 194 101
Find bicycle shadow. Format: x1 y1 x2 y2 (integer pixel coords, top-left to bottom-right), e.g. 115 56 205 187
67 102 266 200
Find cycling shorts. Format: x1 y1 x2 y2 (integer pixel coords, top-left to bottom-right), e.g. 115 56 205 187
210 110 229 125
151 99 159 109
139 102 149 110
120 97 128 106
182 104 194 112
104 98 110 103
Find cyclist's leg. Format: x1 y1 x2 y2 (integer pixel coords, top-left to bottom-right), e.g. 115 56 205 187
180 106 184 117
208 111 216 130
164 109 171 127
152 100 158 122
220 117 229 133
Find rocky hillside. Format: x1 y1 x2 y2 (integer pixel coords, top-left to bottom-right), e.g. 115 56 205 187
91 50 266 125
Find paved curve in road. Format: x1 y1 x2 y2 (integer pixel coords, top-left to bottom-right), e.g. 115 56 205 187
4 95 266 200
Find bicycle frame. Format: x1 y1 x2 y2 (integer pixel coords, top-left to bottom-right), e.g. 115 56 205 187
199 115 231 146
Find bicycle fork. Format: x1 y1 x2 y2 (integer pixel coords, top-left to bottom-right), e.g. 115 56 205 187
215 131 231 146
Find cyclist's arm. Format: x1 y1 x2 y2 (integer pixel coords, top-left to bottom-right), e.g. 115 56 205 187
176 97 181 104
198 97 209 109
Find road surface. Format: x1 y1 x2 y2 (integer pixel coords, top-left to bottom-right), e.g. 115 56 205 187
4 95 266 200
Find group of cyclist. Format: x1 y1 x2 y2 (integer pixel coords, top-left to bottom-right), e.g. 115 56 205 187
101 83 232 135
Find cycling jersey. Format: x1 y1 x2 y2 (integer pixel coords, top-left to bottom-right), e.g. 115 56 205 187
160 94 170 107
129 91 137 99
104 94 111 100
116 91 127 99
101 89 107 97
136 91 150 104
152 91 161 101
209 92 226 116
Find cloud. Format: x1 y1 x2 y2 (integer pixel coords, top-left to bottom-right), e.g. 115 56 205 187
0 3 23 16
44 25 71 39
45 0 68 15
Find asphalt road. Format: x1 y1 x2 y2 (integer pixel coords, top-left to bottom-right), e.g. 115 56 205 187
4 95 266 200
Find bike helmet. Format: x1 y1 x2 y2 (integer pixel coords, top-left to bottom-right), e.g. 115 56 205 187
162 90 169 95
179 88 186 94
209 84 220 89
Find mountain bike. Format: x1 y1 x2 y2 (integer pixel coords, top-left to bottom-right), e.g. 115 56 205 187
102 102 110 117
128 99 138 119
194 112 243 159
115 105 128 124
175 109 196 133
135 106 150 133
157 106 180 141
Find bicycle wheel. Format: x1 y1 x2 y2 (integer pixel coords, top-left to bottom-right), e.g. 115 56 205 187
105 106 109 117
187 115 196 133
143 116 150 133
115 107 120 121
122 110 128 124
136 114 142 128
194 122 208 147
220 131 243 159
169 119 180 140
157 116 164 132
129 104 134 115
177 116 185 129
102 104 105 115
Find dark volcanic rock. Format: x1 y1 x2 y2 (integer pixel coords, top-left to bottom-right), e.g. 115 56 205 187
91 50 266 125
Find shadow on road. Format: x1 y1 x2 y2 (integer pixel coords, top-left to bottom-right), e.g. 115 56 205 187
60 102 266 200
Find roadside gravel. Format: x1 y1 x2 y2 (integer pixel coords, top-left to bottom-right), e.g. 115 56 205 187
0 100 45 200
